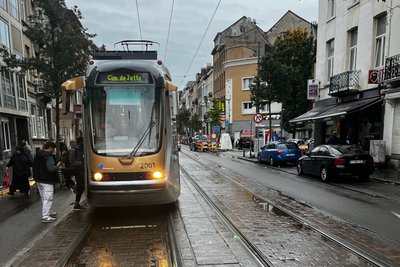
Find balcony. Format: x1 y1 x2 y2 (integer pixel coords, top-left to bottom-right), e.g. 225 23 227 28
384 53 400 83
329 70 360 96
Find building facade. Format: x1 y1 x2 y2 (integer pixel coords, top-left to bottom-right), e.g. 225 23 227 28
292 0 393 163
0 0 52 173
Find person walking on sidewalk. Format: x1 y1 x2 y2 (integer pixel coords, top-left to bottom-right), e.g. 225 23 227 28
33 141 61 223
69 136 85 211
6 146 32 197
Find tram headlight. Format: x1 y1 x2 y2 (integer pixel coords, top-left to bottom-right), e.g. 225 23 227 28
93 172 103 181
152 171 163 179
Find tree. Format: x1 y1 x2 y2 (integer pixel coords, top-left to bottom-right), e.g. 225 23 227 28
206 98 224 129
0 0 95 151
176 106 191 135
189 113 202 135
258 28 315 134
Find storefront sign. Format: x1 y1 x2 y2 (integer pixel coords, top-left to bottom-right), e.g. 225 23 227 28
307 79 319 100
368 69 384 84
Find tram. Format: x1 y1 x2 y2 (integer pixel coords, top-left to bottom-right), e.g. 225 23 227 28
61 40 180 207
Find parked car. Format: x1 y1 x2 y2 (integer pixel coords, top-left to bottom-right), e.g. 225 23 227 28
287 139 309 154
257 141 302 166
296 144 374 182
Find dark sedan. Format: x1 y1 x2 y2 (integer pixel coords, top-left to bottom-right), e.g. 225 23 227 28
296 144 374 181
258 141 302 166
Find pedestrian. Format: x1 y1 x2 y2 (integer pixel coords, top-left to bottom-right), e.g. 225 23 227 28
33 141 61 223
6 146 33 197
20 140 33 161
69 136 85 211
60 145 75 189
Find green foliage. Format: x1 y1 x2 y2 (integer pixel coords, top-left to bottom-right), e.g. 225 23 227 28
206 98 224 128
249 75 267 112
176 106 191 135
189 113 202 134
258 28 316 133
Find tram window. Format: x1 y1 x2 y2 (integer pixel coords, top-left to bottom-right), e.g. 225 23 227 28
108 89 141 106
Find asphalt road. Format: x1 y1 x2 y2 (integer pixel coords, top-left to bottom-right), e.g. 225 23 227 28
182 146 400 247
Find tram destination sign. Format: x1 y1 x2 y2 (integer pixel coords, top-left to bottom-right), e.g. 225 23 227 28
97 71 151 84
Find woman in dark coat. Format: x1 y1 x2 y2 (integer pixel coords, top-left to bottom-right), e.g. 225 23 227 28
7 146 33 196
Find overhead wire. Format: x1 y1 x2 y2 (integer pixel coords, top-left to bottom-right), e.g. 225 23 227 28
135 0 143 43
164 0 175 63
179 0 222 88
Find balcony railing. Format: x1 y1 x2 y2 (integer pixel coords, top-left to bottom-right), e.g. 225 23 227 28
384 53 400 82
329 70 360 96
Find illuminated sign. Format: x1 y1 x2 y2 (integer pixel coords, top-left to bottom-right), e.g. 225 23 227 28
97 71 151 84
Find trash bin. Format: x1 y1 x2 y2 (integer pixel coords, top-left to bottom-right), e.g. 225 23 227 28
369 140 385 164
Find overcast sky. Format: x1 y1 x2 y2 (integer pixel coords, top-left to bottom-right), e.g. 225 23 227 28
64 0 318 89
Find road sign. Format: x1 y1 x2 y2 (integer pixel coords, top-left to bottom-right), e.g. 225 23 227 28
253 113 263 123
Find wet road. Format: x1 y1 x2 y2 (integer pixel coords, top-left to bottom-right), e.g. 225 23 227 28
183 146 400 246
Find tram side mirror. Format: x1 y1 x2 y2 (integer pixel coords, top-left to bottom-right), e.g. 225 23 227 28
165 81 177 91
61 76 85 93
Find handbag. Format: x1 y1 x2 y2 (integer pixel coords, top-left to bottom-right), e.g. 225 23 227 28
2 168 10 188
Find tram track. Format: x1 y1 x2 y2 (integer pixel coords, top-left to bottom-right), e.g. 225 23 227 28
181 150 392 267
57 206 182 267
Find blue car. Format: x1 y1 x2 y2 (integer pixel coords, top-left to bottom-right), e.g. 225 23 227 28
257 142 302 166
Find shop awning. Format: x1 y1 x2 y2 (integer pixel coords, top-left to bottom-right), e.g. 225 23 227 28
312 96 382 121
289 104 336 124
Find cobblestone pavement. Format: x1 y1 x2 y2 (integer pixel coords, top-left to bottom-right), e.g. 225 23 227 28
180 152 400 266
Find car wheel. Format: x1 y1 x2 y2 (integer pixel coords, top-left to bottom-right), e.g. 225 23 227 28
257 154 262 164
270 157 275 166
320 167 329 182
297 161 303 175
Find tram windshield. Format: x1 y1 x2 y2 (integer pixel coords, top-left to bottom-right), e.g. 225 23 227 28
89 85 162 156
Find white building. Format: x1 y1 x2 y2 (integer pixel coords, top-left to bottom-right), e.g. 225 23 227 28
293 0 396 163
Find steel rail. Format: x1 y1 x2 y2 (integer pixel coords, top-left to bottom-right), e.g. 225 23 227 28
167 205 184 267
183 151 391 267
54 211 97 267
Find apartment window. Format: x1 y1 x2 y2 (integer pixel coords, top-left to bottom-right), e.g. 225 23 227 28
242 77 254 91
0 19 10 48
348 0 359 8
242 102 255 115
0 0 5 10
17 74 28 110
30 105 37 138
327 39 335 81
1 120 11 151
328 0 336 19
374 15 386 68
2 71 17 108
9 0 20 20
349 29 358 71
37 108 45 138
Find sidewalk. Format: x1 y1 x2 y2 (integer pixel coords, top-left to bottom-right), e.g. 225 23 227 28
229 149 400 185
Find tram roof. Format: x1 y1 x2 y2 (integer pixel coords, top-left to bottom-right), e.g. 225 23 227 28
92 51 157 60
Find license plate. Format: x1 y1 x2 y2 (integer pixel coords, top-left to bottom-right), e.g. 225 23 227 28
350 160 364 164
286 154 295 157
